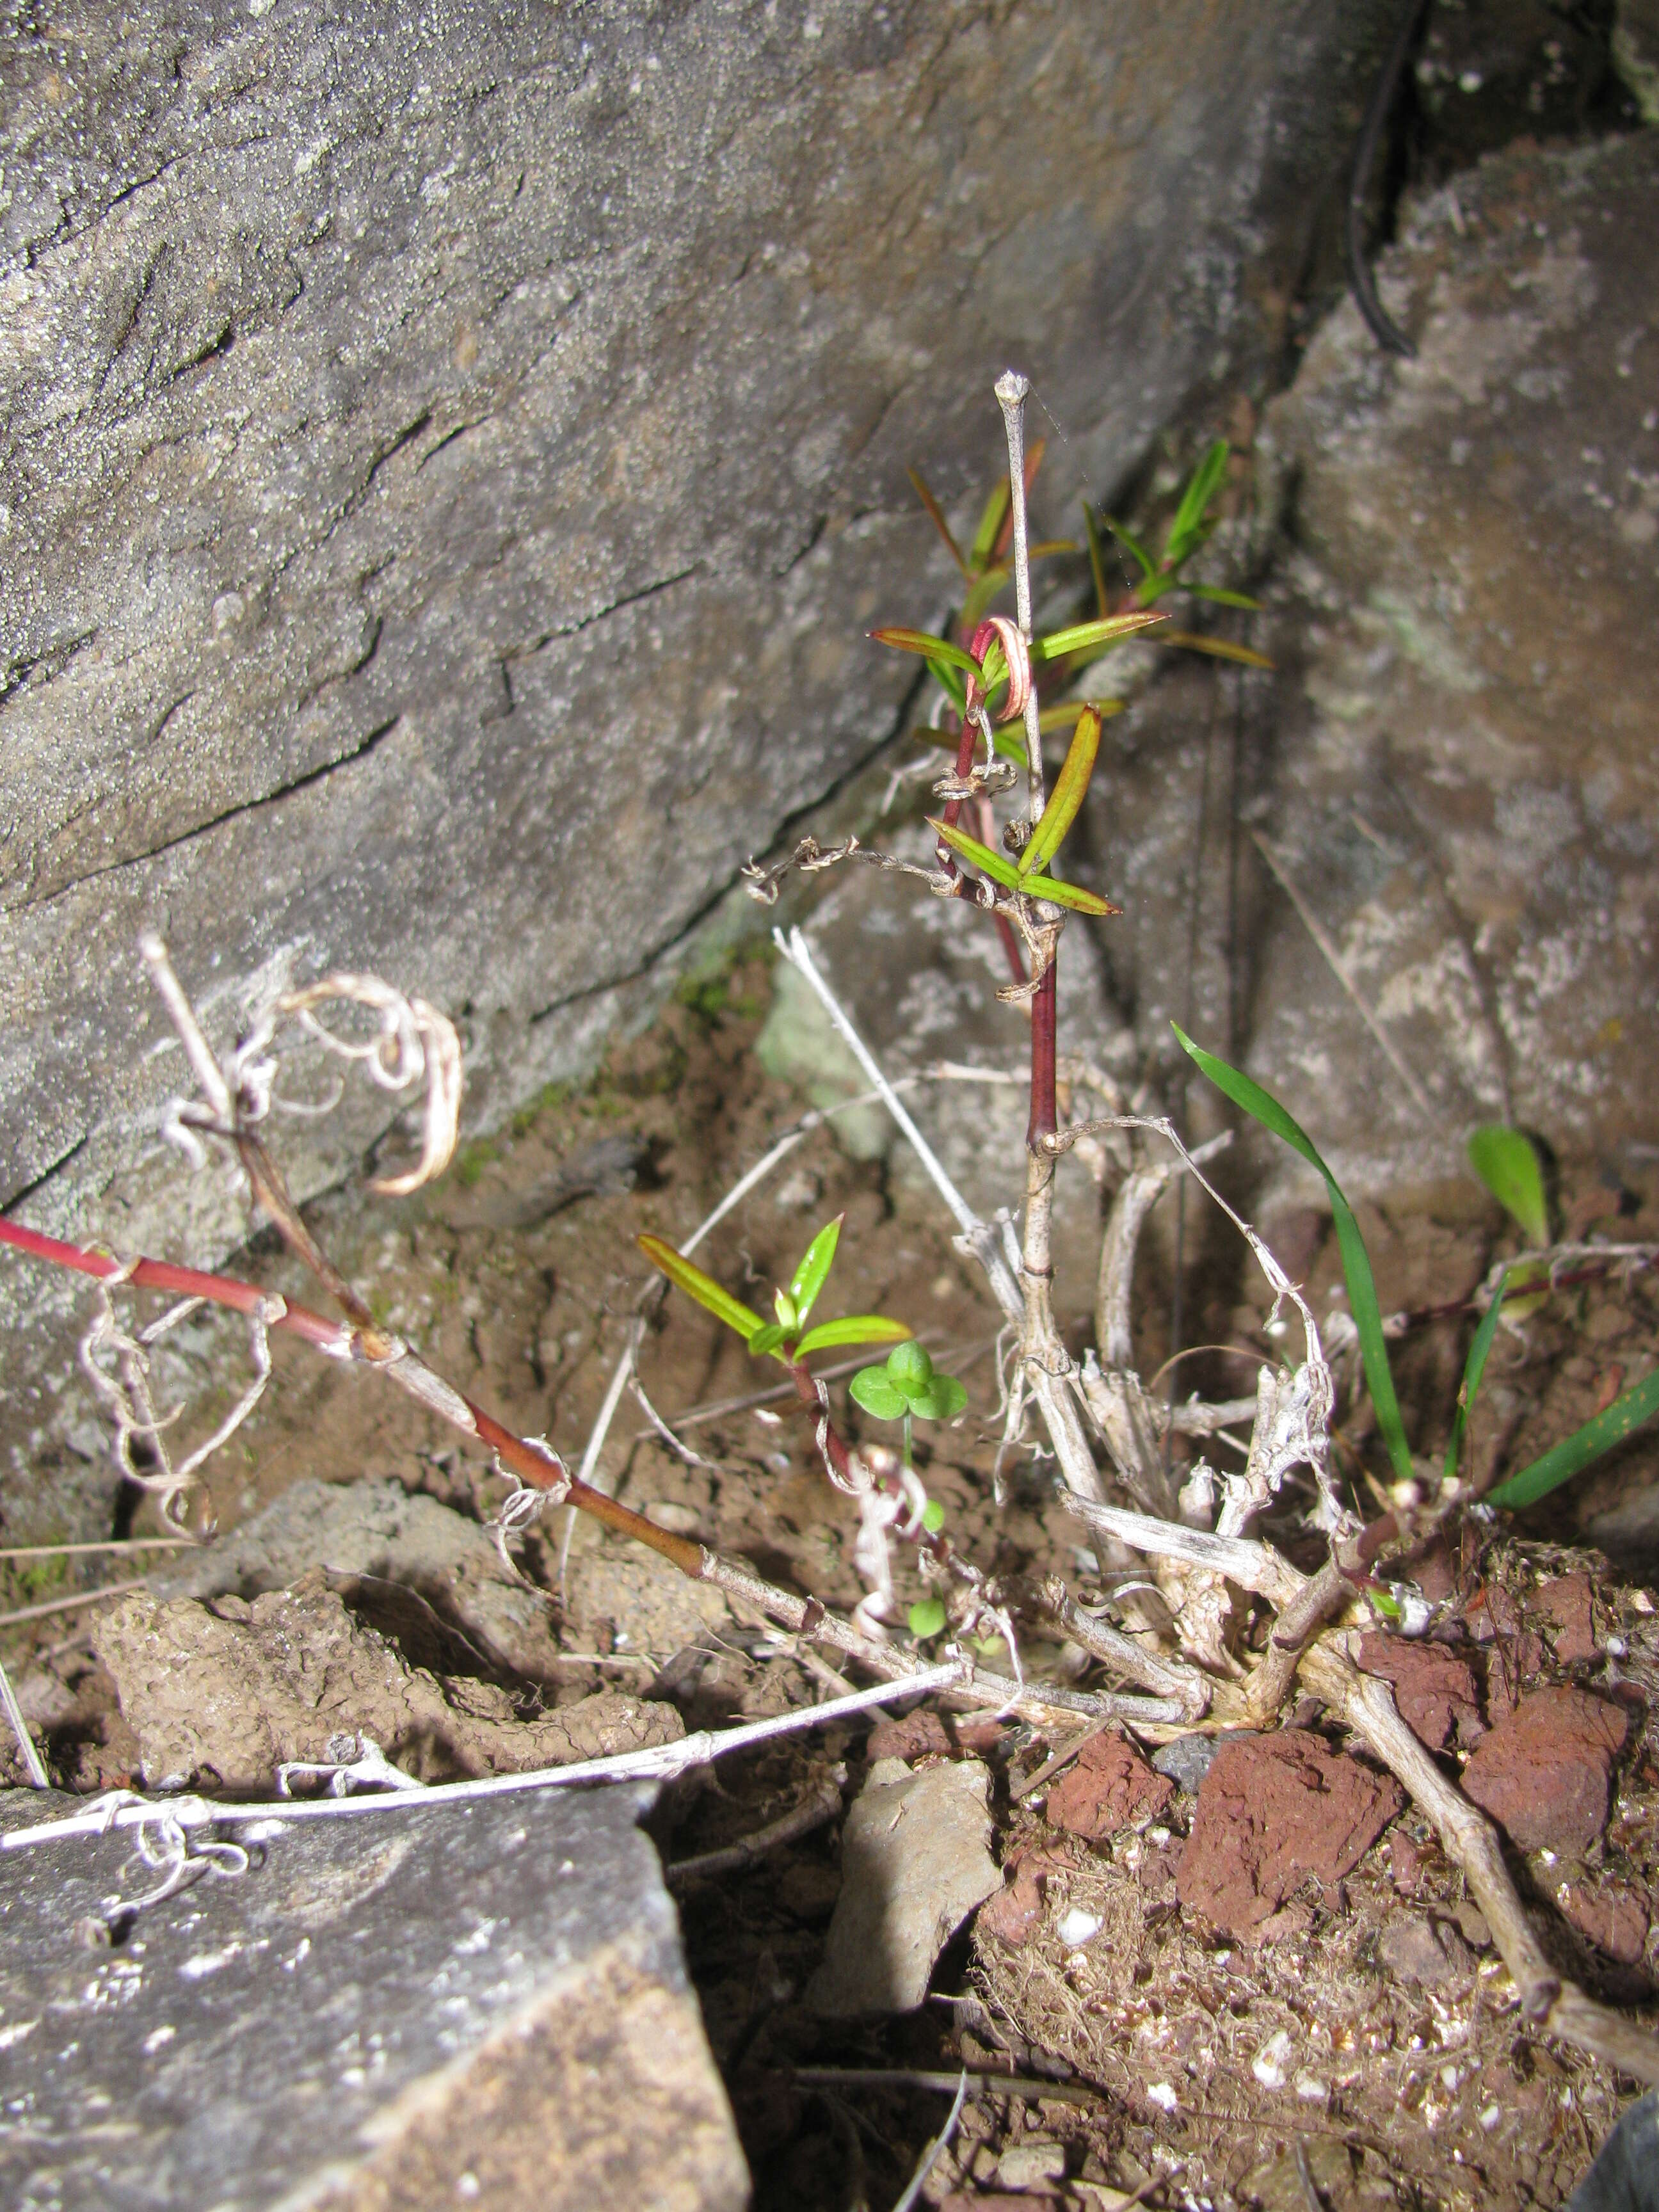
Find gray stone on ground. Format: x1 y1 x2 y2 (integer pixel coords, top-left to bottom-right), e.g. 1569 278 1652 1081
0 1782 746 2211
92 1571 681 1792
807 1753 1000 2015
150 1475 563 1680
0 0 1397 1538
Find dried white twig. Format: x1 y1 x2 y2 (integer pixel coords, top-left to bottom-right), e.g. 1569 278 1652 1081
893 2069 971 2212
0 1663 971 1854
0 1652 49 1788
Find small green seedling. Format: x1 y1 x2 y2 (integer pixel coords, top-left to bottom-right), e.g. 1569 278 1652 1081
1467 1125 1550 1246
849 1338 968 1473
637 1215 910 1366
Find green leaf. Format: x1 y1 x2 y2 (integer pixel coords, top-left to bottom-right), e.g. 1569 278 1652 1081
906 1374 968 1421
968 477 1012 573
907 467 970 577
908 1597 948 1640
1130 572 1177 610
1468 1126 1549 1246
1185 585 1262 611
1022 871 1121 918
1486 1366 1659 1512
1445 1267 1509 1484
870 627 981 677
959 565 1011 633
795 1313 913 1360
1163 439 1230 570
789 1215 842 1327
746 1321 792 1359
922 1499 946 1534
1157 629 1274 669
1081 502 1112 619
773 1288 798 1329
638 1235 765 1341
928 819 1022 892
849 1366 909 1420
1020 707 1102 876
1104 517 1158 581
1170 1027 1415 1486
885 1340 934 1390
1038 698 1123 736
1032 611 1165 664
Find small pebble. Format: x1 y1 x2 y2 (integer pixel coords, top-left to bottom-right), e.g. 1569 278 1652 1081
1056 1907 1102 1946
1146 2082 1178 2114
1252 2030 1293 2090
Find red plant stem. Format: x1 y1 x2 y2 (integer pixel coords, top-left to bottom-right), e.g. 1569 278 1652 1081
1027 950 1058 1152
0 1219 705 1578
785 1354 963 1583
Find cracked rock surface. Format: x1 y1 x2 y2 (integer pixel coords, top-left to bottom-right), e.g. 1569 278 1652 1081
0 1781 746 2211
0 0 1392 1532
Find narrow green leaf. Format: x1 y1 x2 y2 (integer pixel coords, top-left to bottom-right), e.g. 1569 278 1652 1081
870 627 981 677
1445 1267 1509 1484
959 565 1011 633
1105 517 1158 580
927 658 968 714
1032 611 1165 664
1038 698 1123 735
789 1215 842 1327
849 1366 910 1419
1170 1027 1415 1486
1468 1126 1550 1246
1022 871 1121 917
1163 439 1230 568
1130 572 1177 611
1487 1367 1659 1512
1029 538 1078 560
907 467 970 577
908 1597 948 1640
637 1234 765 1341
746 1321 791 1359
1185 585 1262 611
1157 629 1274 670
1081 502 1112 619
796 1313 913 1360
968 477 1011 573
1020 707 1102 877
907 1374 968 1420
928 819 1023 892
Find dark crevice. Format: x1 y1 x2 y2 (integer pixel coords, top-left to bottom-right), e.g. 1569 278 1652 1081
19 717 403 912
2 1134 90 1219
507 563 701 666
1 627 99 708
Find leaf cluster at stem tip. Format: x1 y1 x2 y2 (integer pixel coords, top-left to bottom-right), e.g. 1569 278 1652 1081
849 1339 967 1424
637 1221 911 1366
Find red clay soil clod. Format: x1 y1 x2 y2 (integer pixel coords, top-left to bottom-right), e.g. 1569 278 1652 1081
1459 1685 1630 1856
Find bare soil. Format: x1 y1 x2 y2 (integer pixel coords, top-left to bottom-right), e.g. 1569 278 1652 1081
5 947 1658 2211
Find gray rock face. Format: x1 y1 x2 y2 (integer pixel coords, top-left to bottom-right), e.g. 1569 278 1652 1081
0 1 1392 1528
0 1782 748 2211
1076 131 1659 1203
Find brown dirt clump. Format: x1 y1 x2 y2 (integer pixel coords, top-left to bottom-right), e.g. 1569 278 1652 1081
1046 1728 1176 1843
1354 1633 1484 1751
1459 1684 1630 1855
1173 1731 1404 1936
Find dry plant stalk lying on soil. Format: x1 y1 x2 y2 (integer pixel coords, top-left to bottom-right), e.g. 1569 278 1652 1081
2 373 1656 2101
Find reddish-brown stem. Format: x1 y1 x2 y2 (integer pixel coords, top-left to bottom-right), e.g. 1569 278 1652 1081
785 1354 966 1585
1027 951 1058 1153
0 1219 704 1577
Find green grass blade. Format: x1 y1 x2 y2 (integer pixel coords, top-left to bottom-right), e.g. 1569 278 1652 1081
1082 502 1112 617
789 1215 842 1327
1157 630 1274 669
1185 585 1262 611
929 819 1022 891
1468 1126 1549 1246
746 1321 791 1359
1171 1026 1415 1485
1020 707 1102 877
1032 611 1164 664
870 627 981 677
968 477 1011 573
1022 870 1120 917
1486 1367 1659 1512
959 565 1011 632
796 1314 913 1360
1445 1267 1509 1483
638 1234 765 1340
1105 517 1158 581
906 467 970 577
1163 439 1230 569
